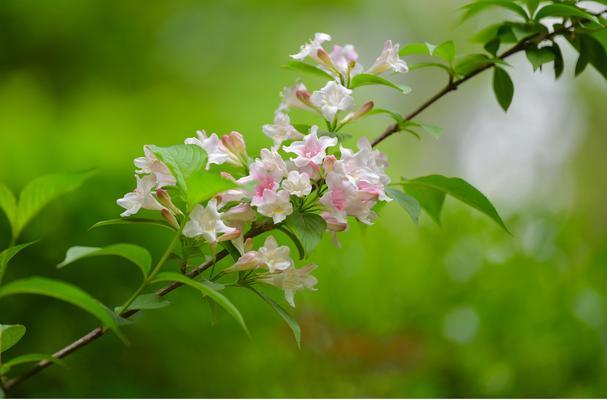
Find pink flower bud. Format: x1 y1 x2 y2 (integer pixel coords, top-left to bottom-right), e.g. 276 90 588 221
316 48 333 66
244 237 254 252
295 89 312 107
323 155 337 173
217 228 241 242
221 131 247 158
161 208 180 230
156 189 182 215
340 101 374 124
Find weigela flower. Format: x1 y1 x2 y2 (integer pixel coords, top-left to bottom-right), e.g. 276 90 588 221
183 198 238 243
221 202 257 254
330 44 363 78
185 130 246 170
283 126 337 168
258 264 318 307
282 170 312 197
255 189 293 223
243 148 289 205
338 137 390 201
278 82 314 112
291 32 332 62
258 235 293 272
134 146 176 188
368 40 409 75
262 112 303 147
310 81 355 121
117 175 164 217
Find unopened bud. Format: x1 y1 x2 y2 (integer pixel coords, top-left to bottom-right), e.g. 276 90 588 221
161 208 180 230
244 237 254 252
316 48 333 66
217 228 241 242
341 101 374 124
221 131 247 159
156 189 182 215
323 155 337 173
295 89 312 107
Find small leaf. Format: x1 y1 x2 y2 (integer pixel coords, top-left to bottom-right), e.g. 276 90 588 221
221 241 242 263
0 324 26 352
0 183 17 237
153 272 248 335
551 43 565 79
90 218 175 232
404 175 509 232
0 277 122 337
493 66 514 111
15 170 96 240
186 170 236 209
284 212 326 257
399 42 436 57
148 144 207 194
385 188 421 225
408 62 453 73
247 286 301 348
0 353 65 374
115 293 170 313
535 4 598 22
57 244 152 279
455 54 493 76
407 121 443 139
460 0 529 21
283 60 335 80
525 46 555 71
350 73 411 94
403 184 446 226
0 241 37 285
434 40 456 63
277 226 306 260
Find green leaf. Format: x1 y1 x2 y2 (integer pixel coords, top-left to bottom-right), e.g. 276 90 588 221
460 0 529 21
454 54 493 76
221 241 242 263
408 121 444 139
385 188 421 225
14 170 95 240
399 42 436 57
247 286 301 348
57 244 152 279
403 184 446 226
0 183 17 237
0 324 26 353
350 73 411 94
525 0 540 16
185 170 236 209
277 226 306 260
493 67 514 111
404 175 509 232
153 272 248 335
435 40 456 63
115 293 170 313
0 353 65 374
408 62 453 74
551 43 565 79
368 108 406 127
568 33 607 80
525 46 555 71
535 4 598 22
0 241 37 285
0 277 121 337
283 60 335 80
90 218 175 232
148 144 207 194
284 212 326 257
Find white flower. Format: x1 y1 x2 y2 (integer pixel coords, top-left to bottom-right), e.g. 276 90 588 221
262 112 303 147
368 40 409 75
310 81 354 121
182 199 238 243
117 175 164 217
185 130 242 170
258 236 293 272
258 264 318 307
133 146 176 188
291 32 332 62
278 82 314 112
283 125 337 168
282 170 312 197
330 44 363 77
255 189 293 223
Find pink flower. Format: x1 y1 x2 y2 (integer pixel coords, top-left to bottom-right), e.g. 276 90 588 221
255 189 293 224
262 112 303 147
134 146 176 188
368 40 409 75
283 126 337 168
330 44 363 77
185 130 247 170
117 175 164 217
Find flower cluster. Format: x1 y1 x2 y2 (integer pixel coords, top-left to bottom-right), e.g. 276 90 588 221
116 33 408 307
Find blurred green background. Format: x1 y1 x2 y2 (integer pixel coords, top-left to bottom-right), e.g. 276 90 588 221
1 0 607 397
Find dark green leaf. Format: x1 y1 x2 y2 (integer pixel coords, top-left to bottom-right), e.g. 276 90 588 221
153 272 248 335
525 46 555 71
350 73 411 94
90 218 175 232
220 241 242 262
283 60 335 80
385 188 421 225
57 244 152 278
0 353 65 374
493 66 514 111
284 212 326 257
247 286 301 348
0 183 17 237
148 144 207 194
185 170 236 209
485 37 501 56
569 34 607 79
535 4 598 22
115 293 170 313
0 324 26 352
277 226 306 260
0 277 122 337
404 175 509 232
455 54 493 76
551 43 565 79
0 241 37 285
408 62 453 74
403 184 446 226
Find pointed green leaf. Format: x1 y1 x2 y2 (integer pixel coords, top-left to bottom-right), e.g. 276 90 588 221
14 170 96 239
90 218 175 232
0 183 17 237
525 46 555 71
535 4 598 22
153 272 248 335
385 188 421 225
277 226 306 260
399 42 436 57
460 0 529 21
493 67 514 111
148 144 206 194
403 184 446 226
247 286 301 348
283 60 335 80
404 175 509 232
284 212 326 257
0 277 121 336
0 241 37 285
408 62 452 73
115 293 170 314
435 40 456 63
57 244 152 278
0 353 65 374
186 170 236 209
455 54 493 76
0 324 26 353
350 73 411 94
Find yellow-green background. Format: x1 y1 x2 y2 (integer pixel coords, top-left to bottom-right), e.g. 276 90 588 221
1 0 607 397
